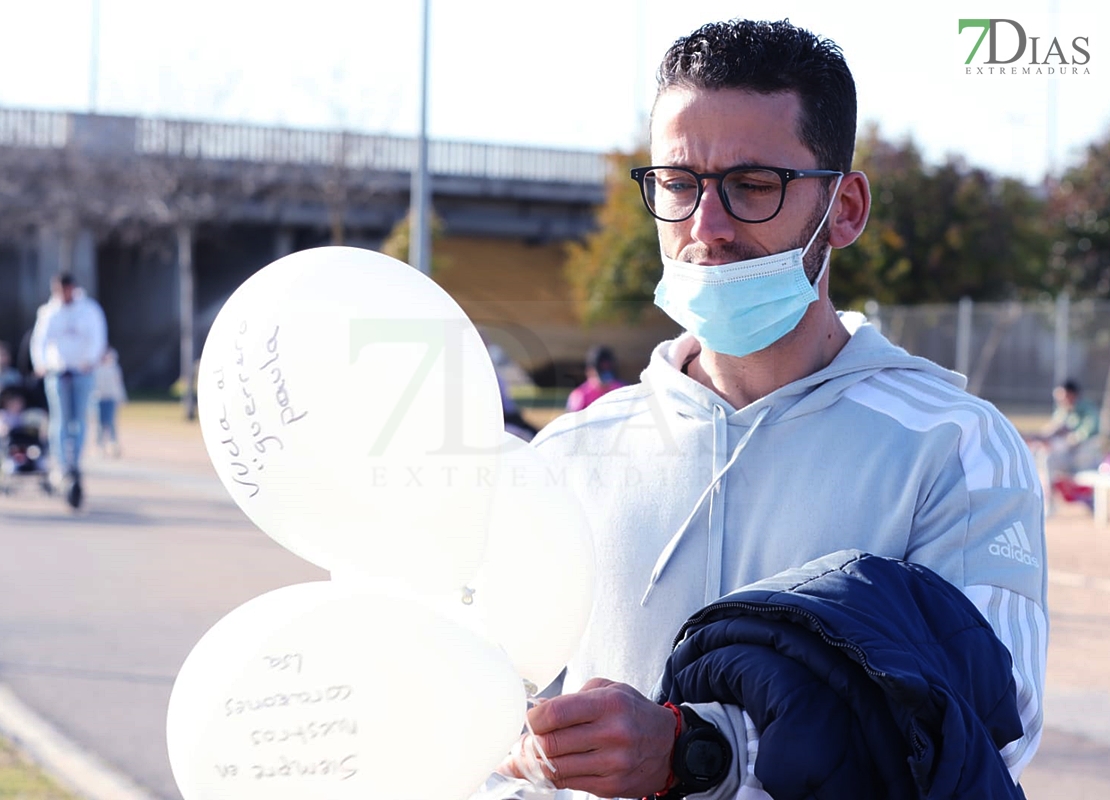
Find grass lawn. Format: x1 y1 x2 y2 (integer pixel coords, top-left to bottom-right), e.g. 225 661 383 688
0 737 77 800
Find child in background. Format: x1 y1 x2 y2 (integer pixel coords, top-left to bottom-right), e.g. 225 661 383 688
566 345 626 412
0 387 27 438
93 347 127 457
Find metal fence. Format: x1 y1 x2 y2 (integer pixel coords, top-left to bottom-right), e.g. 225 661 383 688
0 107 609 184
869 296 1110 409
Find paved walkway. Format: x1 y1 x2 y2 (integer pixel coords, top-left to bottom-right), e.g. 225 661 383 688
2 408 1110 794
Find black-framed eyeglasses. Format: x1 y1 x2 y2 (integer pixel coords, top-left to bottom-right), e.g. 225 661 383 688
630 165 843 223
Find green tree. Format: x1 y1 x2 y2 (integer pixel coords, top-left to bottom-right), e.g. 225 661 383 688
1045 131 1110 297
833 124 1051 307
380 209 451 277
563 148 660 324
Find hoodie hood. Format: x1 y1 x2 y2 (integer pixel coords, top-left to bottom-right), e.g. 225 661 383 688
642 311 965 426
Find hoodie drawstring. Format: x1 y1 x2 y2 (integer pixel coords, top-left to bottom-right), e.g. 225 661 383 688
704 404 728 606
640 405 770 606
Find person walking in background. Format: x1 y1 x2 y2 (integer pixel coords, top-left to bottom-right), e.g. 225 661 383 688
565 345 626 412
93 347 127 458
29 272 108 500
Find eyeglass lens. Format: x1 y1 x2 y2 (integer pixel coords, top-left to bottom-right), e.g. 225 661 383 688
644 168 785 222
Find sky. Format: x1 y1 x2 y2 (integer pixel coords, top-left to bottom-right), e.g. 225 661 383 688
0 0 1107 185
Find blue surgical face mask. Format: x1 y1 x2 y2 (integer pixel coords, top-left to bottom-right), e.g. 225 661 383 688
653 177 841 359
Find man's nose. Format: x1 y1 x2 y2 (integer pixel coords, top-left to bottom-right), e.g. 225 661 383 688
688 179 737 243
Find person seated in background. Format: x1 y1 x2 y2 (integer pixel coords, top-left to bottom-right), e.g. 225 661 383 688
566 345 626 412
1026 378 1104 510
1030 378 1103 479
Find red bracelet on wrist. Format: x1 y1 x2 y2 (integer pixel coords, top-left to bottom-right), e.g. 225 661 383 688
653 701 683 798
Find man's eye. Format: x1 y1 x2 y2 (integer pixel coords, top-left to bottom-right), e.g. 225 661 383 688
730 181 776 193
660 180 696 194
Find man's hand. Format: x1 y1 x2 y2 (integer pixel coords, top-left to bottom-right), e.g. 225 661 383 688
498 678 677 798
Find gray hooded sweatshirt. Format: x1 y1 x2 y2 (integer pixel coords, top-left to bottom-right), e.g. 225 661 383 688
532 312 1046 790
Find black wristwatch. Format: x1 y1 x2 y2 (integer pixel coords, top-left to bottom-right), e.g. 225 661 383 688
660 705 733 798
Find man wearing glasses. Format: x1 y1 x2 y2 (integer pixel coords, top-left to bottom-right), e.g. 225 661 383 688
498 17 1045 800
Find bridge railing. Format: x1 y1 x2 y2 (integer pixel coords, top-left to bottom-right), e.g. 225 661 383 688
0 108 70 148
0 107 608 185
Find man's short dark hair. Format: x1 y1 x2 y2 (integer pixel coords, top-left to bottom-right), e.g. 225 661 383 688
1061 379 1081 395
654 18 857 173
55 272 76 287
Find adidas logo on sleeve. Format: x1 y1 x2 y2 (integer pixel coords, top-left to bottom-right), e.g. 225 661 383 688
989 521 1040 568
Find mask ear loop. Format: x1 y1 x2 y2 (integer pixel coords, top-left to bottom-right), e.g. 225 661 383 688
800 173 844 270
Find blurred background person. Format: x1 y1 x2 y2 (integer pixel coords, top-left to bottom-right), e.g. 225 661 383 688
93 346 127 458
1031 378 1103 477
0 341 22 392
29 272 108 487
1027 378 1104 511
14 328 48 411
500 375 539 442
566 344 625 412
0 385 27 438
486 341 539 442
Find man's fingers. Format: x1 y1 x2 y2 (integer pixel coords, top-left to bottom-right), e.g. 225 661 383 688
526 693 602 734
527 681 647 735
543 748 669 798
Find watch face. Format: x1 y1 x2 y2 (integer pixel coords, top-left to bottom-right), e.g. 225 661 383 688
685 736 729 780
670 706 733 796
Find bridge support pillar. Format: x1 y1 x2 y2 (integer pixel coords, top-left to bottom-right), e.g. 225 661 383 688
177 224 196 419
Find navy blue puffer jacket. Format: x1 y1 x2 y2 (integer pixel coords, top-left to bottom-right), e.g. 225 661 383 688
657 550 1025 799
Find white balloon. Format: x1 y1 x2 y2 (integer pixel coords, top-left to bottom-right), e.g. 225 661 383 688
449 434 597 692
167 582 335 800
196 247 506 589
167 581 527 800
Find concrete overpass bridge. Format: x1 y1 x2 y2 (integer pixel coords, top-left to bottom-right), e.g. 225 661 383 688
0 107 636 391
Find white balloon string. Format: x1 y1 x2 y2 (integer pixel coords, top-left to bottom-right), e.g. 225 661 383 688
519 692 556 790
525 717 557 776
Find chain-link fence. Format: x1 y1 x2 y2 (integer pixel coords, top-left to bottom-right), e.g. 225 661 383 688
868 296 1110 414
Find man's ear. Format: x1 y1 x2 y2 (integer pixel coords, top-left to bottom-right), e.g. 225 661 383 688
828 171 871 249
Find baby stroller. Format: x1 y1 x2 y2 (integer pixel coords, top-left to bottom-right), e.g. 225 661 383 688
0 408 54 496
